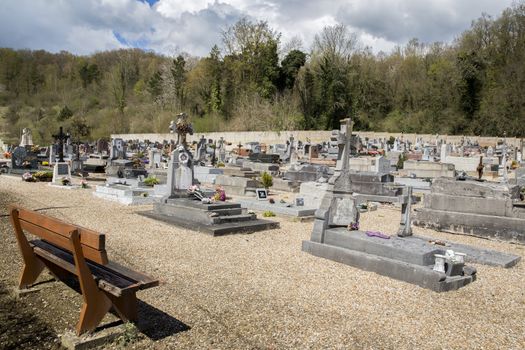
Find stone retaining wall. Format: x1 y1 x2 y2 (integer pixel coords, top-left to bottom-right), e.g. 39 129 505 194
112 131 523 149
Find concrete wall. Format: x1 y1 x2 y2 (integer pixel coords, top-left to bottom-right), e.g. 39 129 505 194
401 160 455 178
112 131 524 149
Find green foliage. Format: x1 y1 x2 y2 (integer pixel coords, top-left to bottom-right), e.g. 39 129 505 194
57 105 73 121
33 171 53 181
261 171 273 188
1 5 525 140
115 322 141 347
143 176 159 186
262 210 276 217
397 153 407 170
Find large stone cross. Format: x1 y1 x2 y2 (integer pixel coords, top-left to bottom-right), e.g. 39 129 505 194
52 126 69 163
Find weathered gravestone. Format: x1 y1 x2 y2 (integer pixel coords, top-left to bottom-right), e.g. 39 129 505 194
302 118 481 292
194 135 207 165
414 177 525 244
218 137 226 163
19 128 33 147
11 146 38 171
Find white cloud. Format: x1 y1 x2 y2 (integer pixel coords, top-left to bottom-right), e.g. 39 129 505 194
0 0 516 57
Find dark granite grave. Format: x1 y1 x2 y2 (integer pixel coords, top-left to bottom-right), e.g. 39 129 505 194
140 113 279 235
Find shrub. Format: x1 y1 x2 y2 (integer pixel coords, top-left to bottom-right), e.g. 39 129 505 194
33 171 53 181
143 176 159 186
263 211 275 217
397 153 407 170
261 171 273 188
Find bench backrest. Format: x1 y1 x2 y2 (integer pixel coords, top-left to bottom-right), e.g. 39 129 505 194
10 205 108 265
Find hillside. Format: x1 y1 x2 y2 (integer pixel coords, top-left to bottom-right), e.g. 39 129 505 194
1 3 524 145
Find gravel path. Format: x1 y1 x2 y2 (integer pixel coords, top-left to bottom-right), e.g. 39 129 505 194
0 175 524 349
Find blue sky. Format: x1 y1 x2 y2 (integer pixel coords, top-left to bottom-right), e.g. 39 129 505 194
0 0 515 57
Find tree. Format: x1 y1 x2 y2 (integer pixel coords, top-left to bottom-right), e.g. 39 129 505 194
279 49 306 91
147 70 163 101
222 18 281 98
57 105 73 121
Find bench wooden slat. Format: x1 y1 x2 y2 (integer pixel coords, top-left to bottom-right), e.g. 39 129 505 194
21 220 108 265
17 207 105 250
104 261 159 290
31 240 154 296
10 205 159 335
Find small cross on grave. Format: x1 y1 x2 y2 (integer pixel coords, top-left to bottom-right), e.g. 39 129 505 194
340 117 353 172
52 126 69 163
397 186 413 237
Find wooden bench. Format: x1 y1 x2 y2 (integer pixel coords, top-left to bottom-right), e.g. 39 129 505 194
9 205 159 335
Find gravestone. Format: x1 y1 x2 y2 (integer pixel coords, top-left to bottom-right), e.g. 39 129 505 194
96 139 109 155
516 167 525 187
194 135 207 164
414 177 525 243
11 146 38 171
51 126 71 184
302 121 480 292
110 138 126 160
148 149 162 169
218 137 226 163
141 114 278 235
248 153 280 164
440 143 448 162
52 162 71 184
19 128 33 147
167 146 194 196
283 164 331 183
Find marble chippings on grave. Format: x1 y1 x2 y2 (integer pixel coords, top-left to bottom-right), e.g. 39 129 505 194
140 114 279 235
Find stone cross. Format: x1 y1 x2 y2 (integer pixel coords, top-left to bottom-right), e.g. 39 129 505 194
52 126 69 163
340 118 353 172
502 132 508 183
397 186 413 237
170 112 193 148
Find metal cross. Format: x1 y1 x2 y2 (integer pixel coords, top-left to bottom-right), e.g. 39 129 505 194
52 126 69 163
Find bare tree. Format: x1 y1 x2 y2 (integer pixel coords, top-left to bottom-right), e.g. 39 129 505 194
312 24 358 63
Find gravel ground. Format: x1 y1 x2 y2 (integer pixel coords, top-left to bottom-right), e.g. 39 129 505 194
0 174 524 349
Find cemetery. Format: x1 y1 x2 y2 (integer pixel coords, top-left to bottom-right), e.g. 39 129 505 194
3 3 525 347
1 114 525 348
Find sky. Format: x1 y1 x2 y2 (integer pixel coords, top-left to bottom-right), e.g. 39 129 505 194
0 0 515 57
